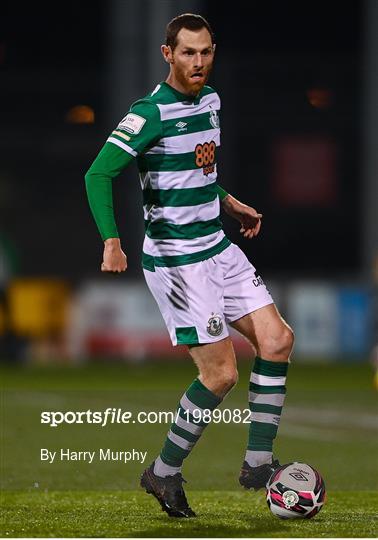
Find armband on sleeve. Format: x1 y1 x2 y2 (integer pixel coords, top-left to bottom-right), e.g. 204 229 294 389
85 101 161 241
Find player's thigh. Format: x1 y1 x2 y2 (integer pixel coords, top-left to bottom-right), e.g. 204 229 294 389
230 303 294 359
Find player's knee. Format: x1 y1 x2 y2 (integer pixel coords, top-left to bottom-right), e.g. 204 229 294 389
215 370 238 395
282 326 295 354
220 367 238 391
201 365 238 395
261 325 294 360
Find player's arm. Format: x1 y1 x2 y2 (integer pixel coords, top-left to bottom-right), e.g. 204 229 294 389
85 143 131 272
85 102 161 272
217 185 262 239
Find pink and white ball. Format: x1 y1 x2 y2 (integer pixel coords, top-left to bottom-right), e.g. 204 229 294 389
266 462 326 519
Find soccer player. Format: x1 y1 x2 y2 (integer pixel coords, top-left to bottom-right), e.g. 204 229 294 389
85 13 294 518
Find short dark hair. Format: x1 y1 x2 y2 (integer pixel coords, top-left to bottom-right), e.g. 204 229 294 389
166 13 214 50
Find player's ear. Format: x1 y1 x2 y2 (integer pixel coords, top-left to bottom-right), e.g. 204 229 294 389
161 44 173 64
212 43 216 54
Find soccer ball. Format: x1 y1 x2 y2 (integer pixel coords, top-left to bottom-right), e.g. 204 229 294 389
266 462 326 519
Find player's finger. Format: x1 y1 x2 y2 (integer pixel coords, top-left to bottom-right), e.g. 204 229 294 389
248 213 262 221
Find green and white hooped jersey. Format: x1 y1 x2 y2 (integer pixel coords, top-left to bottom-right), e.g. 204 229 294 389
107 82 230 271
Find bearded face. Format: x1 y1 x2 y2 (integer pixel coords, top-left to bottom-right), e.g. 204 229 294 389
163 27 215 96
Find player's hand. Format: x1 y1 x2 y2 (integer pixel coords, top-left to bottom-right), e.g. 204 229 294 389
222 195 262 239
101 238 127 273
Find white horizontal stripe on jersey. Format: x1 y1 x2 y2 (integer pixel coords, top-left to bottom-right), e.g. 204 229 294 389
146 129 220 155
250 373 287 387
157 92 220 121
139 166 217 191
107 137 137 157
143 230 226 257
143 196 220 225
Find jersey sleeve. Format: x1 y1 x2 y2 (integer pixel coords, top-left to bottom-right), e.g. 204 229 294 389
85 101 161 241
216 184 229 200
107 101 162 157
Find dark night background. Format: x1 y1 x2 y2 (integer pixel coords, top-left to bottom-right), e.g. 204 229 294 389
1 8 377 535
0 1 364 283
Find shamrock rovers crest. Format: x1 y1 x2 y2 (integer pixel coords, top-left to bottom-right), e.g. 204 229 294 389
209 109 219 129
207 314 223 336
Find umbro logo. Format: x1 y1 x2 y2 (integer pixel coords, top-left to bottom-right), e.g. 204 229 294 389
289 471 309 481
175 121 188 132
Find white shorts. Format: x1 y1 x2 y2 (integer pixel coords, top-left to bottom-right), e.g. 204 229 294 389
143 242 274 346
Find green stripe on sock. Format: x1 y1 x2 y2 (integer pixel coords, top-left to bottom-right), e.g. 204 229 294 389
170 423 200 444
249 382 286 394
247 422 279 452
247 432 274 452
186 378 222 409
159 378 223 468
251 403 283 415
250 421 278 438
160 439 190 467
253 356 289 377
247 357 288 456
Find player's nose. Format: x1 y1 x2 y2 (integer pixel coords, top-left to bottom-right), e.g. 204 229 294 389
193 52 203 68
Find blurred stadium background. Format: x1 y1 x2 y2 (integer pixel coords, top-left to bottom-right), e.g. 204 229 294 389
1 1 377 536
0 0 377 365
0 0 378 498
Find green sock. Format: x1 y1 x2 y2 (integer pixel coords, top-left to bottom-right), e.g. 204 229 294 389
155 378 222 476
245 356 289 467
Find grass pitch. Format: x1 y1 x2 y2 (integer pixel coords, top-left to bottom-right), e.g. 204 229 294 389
1 490 377 537
1 359 377 537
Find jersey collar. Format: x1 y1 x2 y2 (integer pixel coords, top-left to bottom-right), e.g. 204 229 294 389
161 81 203 105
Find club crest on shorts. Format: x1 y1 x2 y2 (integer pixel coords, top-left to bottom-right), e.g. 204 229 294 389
206 314 223 336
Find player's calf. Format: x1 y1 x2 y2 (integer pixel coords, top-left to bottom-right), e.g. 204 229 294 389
243 357 289 476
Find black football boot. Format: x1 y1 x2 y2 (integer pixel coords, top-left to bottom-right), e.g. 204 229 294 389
239 458 281 491
140 464 196 518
